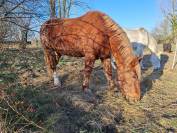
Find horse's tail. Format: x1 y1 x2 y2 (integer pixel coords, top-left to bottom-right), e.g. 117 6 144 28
40 23 51 75
40 22 48 46
40 21 60 77
102 14 136 68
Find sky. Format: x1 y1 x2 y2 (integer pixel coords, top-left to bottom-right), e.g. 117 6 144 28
78 0 163 31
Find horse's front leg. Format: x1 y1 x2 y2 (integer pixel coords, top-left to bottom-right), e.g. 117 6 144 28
101 58 115 89
82 56 95 92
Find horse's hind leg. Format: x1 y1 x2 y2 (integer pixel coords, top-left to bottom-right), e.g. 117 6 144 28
43 48 61 87
82 55 95 92
101 58 115 89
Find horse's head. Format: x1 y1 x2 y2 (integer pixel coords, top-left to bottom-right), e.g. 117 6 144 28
118 57 142 102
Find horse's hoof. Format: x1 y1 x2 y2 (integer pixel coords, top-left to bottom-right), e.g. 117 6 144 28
125 95 140 104
108 80 116 90
54 80 61 87
53 82 62 90
108 85 115 90
110 84 115 89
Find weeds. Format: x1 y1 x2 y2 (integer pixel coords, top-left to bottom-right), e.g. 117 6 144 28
0 84 56 132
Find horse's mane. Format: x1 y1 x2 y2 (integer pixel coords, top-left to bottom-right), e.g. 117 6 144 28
102 13 136 66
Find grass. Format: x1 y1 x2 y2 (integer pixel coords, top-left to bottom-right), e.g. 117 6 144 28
0 47 177 132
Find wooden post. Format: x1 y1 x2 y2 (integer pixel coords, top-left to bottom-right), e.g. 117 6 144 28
172 38 177 69
19 28 28 49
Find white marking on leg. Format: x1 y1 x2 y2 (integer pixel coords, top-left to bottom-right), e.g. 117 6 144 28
53 71 61 86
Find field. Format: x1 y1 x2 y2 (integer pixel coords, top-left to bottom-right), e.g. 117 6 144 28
0 45 177 133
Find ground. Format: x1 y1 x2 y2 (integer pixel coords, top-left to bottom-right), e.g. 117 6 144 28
0 46 177 133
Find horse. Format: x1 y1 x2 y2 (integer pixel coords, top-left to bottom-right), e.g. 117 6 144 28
40 11 141 101
112 28 161 70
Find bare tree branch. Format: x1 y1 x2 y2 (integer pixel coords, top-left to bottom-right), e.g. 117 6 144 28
1 19 40 33
4 0 26 17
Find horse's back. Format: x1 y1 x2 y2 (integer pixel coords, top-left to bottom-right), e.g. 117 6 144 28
40 11 110 58
41 11 106 34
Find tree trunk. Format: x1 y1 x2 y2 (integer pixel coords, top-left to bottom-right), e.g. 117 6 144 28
19 28 28 49
50 0 56 18
58 0 62 18
67 0 73 17
172 39 177 69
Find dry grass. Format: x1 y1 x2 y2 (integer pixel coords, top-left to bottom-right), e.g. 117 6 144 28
0 46 177 133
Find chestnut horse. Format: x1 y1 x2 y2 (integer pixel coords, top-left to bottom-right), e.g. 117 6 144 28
40 11 141 101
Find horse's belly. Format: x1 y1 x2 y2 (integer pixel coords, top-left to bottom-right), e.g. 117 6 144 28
55 42 84 57
59 50 84 57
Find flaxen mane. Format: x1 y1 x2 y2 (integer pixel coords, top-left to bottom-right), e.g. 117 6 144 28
102 14 136 68
40 11 141 101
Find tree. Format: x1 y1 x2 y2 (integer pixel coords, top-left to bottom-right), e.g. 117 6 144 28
160 0 177 69
0 21 12 41
0 0 90 47
57 0 90 18
152 18 171 43
0 0 49 48
166 0 177 69
50 0 56 18
167 0 177 69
